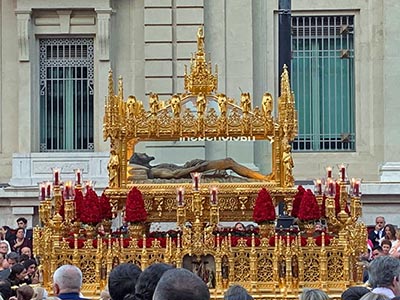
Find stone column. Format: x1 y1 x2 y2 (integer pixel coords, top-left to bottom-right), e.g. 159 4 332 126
380 0 400 181
15 10 32 153
95 9 112 152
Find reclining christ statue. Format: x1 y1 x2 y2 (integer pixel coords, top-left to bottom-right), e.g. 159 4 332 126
129 153 271 181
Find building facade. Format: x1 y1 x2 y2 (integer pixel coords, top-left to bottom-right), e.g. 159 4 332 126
1 0 399 226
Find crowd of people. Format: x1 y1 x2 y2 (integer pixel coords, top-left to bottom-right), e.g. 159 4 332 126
2 215 400 300
365 216 400 260
1 256 400 300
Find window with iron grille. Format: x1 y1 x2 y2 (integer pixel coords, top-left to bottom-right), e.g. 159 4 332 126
291 16 355 151
39 38 94 152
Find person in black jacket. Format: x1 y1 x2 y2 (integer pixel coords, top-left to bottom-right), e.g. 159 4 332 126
368 216 386 248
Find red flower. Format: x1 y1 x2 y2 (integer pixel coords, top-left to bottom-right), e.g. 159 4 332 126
99 191 112 220
253 188 276 223
291 185 305 218
80 188 101 224
298 189 321 221
125 187 147 223
74 189 84 221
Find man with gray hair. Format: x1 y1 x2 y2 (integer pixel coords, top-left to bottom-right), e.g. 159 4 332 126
368 256 400 298
153 268 209 300
53 265 87 300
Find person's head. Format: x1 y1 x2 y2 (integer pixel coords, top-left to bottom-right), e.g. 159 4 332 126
18 254 30 264
245 224 255 231
368 256 400 295
299 288 330 300
371 246 384 259
53 265 83 295
9 264 27 282
384 224 396 240
234 223 245 232
20 247 32 258
23 259 37 276
0 242 9 255
0 280 12 300
224 284 253 300
341 286 370 300
108 263 141 300
15 228 25 240
16 218 28 229
381 239 392 255
16 285 34 300
359 292 390 300
6 252 19 267
135 263 174 300
32 286 48 300
153 268 210 300
375 216 385 230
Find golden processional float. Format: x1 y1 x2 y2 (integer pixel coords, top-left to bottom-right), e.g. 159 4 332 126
34 28 367 299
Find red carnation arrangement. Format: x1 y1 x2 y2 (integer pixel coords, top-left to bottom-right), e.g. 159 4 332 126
298 189 321 221
74 189 84 221
253 188 276 223
291 185 305 218
125 187 147 223
79 188 101 224
99 191 112 220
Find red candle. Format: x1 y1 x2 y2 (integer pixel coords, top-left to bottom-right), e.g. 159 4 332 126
326 167 332 178
54 169 59 186
40 184 45 200
329 181 334 196
316 180 322 195
177 188 183 205
340 165 346 181
46 182 51 198
212 189 217 204
76 169 81 185
194 174 199 190
354 182 359 195
65 184 70 199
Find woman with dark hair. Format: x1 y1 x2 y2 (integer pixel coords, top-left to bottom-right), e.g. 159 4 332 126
384 224 396 243
134 263 174 300
10 229 31 255
22 259 39 284
6 264 27 289
108 263 141 300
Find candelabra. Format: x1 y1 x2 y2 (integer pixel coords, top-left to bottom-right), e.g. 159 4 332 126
314 165 362 246
38 169 88 236
175 173 221 257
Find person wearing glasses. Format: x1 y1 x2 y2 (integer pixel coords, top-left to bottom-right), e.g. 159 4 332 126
15 218 32 240
368 216 386 248
0 241 10 256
